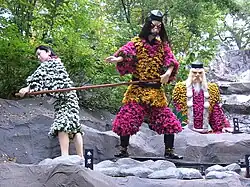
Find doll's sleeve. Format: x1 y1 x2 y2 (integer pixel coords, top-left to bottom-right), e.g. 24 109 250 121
208 83 230 132
163 43 179 82
26 64 47 92
114 41 137 76
172 82 187 114
209 103 231 132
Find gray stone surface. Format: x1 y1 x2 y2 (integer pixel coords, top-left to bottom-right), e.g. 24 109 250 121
95 158 244 181
206 171 240 179
205 165 227 175
95 158 177 179
121 167 154 178
219 82 250 95
0 98 119 164
1 161 249 187
2 98 250 165
178 168 203 179
208 50 250 82
38 155 84 165
221 94 250 115
175 128 250 163
0 163 118 187
148 167 181 179
225 163 242 174
207 49 250 133
113 176 245 187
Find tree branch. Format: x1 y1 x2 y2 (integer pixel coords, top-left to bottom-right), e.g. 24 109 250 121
120 0 130 23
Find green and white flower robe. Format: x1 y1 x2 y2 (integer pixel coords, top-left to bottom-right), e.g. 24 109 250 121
26 59 82 137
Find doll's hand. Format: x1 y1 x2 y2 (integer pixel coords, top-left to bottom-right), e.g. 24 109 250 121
105 56 123 64
17 86 30 97
160 72 171 84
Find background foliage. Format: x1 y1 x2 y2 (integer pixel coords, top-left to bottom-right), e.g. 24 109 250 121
0 0 249 112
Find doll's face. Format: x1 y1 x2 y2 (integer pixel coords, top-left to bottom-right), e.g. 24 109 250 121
191 69 203 83
150 20 161 36
36 49 51 62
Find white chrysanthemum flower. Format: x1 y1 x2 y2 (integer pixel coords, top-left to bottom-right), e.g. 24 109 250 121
187 100 193 107
204 102 210 108
187 90 193 98
204 92 210 98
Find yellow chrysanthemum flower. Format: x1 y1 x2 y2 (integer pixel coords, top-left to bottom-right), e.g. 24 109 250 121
122 37 167 107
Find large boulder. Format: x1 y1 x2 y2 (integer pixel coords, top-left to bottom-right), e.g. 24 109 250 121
0 163 118 187
175 128 250 163
0 98 119 164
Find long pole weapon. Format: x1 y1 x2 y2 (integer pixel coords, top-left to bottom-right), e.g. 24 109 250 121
16 79 161 96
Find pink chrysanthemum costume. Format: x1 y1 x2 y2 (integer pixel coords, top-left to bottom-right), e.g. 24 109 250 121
113 37 182 135
112 36 182 158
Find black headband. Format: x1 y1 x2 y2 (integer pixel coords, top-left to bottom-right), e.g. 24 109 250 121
191 63 203 68
191 61 204 69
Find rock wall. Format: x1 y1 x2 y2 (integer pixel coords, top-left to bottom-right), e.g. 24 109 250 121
208 49 250 82
208 49 250 132
1 98 250 165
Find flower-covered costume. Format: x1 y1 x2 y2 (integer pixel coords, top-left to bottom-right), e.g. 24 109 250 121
172 81 230 132
26 59 82 137
112 37 182 136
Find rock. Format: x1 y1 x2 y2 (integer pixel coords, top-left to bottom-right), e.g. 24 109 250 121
224 113 250 133
83 126 119 162
94 160 116 169
96 159 177 179
0 163 119 187
175 130 250 163
205 171 240 179
116 157 142 166
113 176 245 187
120 167 154 178
237 69 250 82
208 50 250 82
205 165 226 175
221 94 250 115
147 160 176 170
219 82 250 95
178 168 203 179
38 155 84 165
96 167 121 177
2 98 250 165
240 177 250 186
1 162 247 187
148 167 181 179
225 163 241 174
139 160 155 168
240 168 247 178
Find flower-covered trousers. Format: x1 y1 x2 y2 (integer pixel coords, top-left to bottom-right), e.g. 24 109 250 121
112 101 182 136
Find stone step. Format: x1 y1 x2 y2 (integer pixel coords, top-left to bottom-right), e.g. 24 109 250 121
219 81 250 95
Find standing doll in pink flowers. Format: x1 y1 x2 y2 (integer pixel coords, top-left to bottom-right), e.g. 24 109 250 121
105 10 183 159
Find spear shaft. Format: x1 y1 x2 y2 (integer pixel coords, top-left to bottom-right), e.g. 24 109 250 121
24 79 161 96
